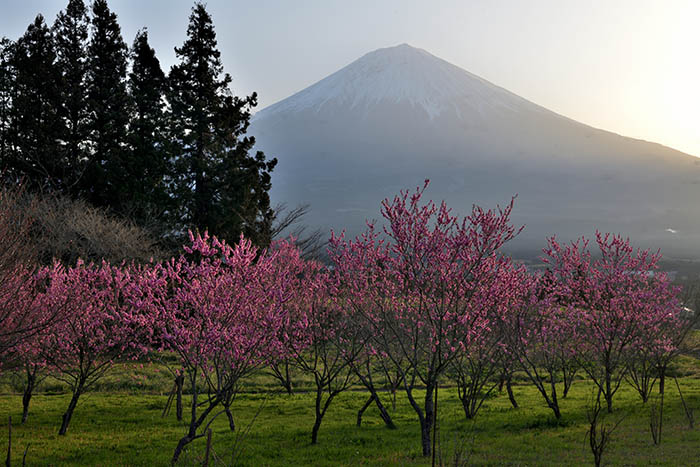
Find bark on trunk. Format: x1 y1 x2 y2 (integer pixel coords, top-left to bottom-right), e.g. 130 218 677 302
605 371 613 413
281 363 293 395
374 395 396 429
171 434 194 465
357 391 396 429
58 390 82 436
171 383 219 465
506 375 518 409
175 375 184 422
21 371 36 424
224 405 235 432
420 383 435 457
549 378 561 420
658 365 666 444
5 416 10 467
356 394 374 427
311 385 335 445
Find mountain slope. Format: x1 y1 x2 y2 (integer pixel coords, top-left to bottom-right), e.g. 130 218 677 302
251 44 700 257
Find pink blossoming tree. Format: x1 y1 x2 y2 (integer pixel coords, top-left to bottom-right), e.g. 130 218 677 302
41 260 150 435
330 181 522 457
138 232 302 463
542 232 681 413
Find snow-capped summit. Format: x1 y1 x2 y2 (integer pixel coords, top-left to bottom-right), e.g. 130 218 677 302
250 44 700 258
256 43 541 121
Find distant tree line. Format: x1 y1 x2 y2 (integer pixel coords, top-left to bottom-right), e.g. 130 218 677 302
0 0 277 248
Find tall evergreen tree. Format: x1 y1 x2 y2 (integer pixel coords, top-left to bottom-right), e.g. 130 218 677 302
0 38 15 168
168 3 276 245
4 15 64 189
52 0 90 195
126 29 172 233
84 0 130 207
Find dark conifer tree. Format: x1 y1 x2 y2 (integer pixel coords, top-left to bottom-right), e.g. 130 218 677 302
168 2 276 245
84 0 130 207
0 38 15 168
126 29 172 233
4 16 64 189
52 0 90 195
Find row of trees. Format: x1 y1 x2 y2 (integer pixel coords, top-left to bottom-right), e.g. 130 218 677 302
0 0 276 246
0 182 695 462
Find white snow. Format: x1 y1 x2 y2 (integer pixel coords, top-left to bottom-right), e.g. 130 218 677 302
254 44 543 121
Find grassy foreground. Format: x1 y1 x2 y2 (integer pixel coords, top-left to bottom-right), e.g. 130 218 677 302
0 363 699 466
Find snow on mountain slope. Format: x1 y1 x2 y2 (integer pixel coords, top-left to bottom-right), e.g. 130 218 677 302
250 44 700 258
255 43 547 121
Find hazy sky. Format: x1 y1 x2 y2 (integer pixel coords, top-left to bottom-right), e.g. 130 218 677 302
2 0 699 157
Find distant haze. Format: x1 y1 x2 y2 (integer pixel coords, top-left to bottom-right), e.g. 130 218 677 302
250 44 700 258
1 0 699 157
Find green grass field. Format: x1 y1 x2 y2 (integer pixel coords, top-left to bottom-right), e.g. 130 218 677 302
1 358 699 466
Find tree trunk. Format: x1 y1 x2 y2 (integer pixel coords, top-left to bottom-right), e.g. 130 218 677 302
58 389 82 435
21 370 36 424
310 384 327 445
432 382 438 467
506 375 518 409
171 434 194 465
357 390 396 429
658 364 666 444
548 376 561 420
175 374 184 422
5 416 10 467
421 383 435 457
562 371 572 398
605 370 613 413
311 385 334 445
374 394 396 429
356 394 374 427
281 362 293 395
224 405 235 432
171 380 219 465
203 429 212 467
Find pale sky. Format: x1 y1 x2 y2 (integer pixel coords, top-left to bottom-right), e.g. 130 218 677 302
2 0 699 157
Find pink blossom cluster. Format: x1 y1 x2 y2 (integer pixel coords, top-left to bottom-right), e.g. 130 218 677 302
1 182 690 455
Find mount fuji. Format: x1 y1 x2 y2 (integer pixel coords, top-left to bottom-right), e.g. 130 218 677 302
250 44 700 257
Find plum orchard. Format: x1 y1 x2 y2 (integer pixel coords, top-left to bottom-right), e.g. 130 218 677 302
1 182 692 460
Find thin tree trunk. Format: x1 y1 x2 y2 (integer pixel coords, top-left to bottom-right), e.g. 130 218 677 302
658 365 666 444
549 377 561 420
172 434 194 465
506 375 518 409
311 385 336 445
203 429 212 467
21 370 36 424
5 416 10 467
421 383 435 457
58 388 82 436
373 394 396 429
162 382 176 418
431 382 438 467
357 390 396 429
224 405 235 432
171 382 219 465
175 374 184 422
281 361 293 395
356 394 374 427
605 370 613 413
